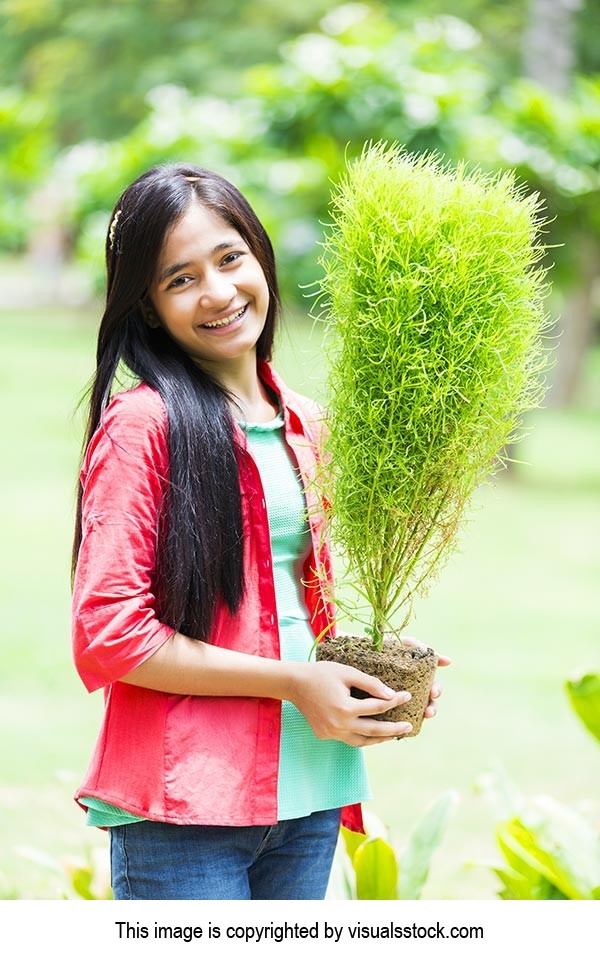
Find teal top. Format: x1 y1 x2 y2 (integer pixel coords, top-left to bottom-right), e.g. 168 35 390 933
81 410 370 827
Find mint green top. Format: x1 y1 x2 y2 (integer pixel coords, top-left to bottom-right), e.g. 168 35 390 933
81 411 370 827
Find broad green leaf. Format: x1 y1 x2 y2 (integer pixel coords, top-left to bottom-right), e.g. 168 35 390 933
500 797 600 900
521 798 600 899
397 789 458 900
68 865 96 900
494 867 539 900
497 823 547 885
494 865 567 900
546 883 570 900
353 837 398 900
566 673 600 743
502 819 583 899
341 825 367 862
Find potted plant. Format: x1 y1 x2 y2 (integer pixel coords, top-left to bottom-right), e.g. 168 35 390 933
311 141 551 736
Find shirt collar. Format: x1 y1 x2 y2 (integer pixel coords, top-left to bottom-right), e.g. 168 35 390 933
257 359 306 436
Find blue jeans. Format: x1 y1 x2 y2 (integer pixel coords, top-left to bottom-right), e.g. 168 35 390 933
109 808 341 900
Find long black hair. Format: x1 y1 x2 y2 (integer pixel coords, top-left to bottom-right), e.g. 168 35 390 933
72 163 281 639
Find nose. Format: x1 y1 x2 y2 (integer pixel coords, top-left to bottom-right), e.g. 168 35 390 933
198 267 236 309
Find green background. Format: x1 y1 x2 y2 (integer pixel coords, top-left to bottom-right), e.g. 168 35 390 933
1 0 599 899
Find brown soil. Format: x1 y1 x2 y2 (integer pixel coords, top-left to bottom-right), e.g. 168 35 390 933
316 633 438 737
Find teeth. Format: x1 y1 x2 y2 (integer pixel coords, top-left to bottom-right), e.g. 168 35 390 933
203 305 246 328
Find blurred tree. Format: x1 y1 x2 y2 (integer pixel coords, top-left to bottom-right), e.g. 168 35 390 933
393 0 527 81
4 1 598 148
0 0 336 251
2 2 599 404
398 0 599 74
57 7 497 295
0 86 55 249
0 0 337 144
523 0 582 95
519 0 598 403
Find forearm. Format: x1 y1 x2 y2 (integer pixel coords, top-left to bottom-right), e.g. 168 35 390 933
119 631 301 701
120 631 415 746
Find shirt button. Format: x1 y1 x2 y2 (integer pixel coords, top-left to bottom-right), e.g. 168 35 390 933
261 498 266 509
270 614 275 625
266 559 271 568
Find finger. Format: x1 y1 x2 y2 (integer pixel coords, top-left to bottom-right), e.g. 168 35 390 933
424 704 437 719
430 683 442 700
401 635 451 666
400 635 426 650
354 734 407 747
345 667 401 700
351 692 411 717
353 718 413 739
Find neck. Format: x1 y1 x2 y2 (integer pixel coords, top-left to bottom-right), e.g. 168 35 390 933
196 353 278 422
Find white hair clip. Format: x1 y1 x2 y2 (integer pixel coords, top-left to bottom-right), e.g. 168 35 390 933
109 209 122 251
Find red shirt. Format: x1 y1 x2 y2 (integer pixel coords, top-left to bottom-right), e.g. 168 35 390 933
72 361 364 833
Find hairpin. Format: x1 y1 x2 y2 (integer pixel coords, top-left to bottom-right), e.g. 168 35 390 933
109 209 122 251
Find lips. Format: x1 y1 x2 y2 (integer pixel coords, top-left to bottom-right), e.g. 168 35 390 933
201 303 248 329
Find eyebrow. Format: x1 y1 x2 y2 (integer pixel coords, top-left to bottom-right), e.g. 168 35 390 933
158 240 243 284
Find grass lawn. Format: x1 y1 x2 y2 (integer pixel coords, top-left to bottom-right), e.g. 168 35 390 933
1 304 599 899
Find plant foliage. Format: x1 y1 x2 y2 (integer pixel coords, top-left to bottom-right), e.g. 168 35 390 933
313 141 552 647
16 844 112 899
337 790 457 900
353 837 399 900
565 672 600 744
479 769 600 900
397 790 458 899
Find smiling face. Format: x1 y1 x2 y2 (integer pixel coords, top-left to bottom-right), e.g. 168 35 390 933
148 198 271 379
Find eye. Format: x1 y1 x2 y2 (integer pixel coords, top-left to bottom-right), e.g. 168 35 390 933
221 251 244 266
167 274 193 290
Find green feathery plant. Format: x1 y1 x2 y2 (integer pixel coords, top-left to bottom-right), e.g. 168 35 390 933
311 141 552 651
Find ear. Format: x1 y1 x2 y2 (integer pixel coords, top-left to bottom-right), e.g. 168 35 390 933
140 298 162 329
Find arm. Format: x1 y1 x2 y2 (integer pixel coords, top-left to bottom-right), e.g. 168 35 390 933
120 631 415 748
72 387 176 692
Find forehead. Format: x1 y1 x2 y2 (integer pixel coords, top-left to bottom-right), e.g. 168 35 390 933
159 200 243 263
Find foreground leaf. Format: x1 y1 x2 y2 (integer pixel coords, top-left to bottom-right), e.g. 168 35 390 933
398 789 458 899
566 673 600 743
341 825 367 862
353 837 398 899
497 797 600 900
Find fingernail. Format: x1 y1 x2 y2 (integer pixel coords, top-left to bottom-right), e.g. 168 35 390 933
399 723 413 733
399 692 412 703
383 686 396 697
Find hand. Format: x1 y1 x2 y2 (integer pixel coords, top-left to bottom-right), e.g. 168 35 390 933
289 660 414 748
400 635 451 719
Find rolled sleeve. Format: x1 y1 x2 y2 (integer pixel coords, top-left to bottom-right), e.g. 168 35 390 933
72 386 175 692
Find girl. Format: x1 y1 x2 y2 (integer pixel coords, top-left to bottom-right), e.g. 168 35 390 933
71 163 446 900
